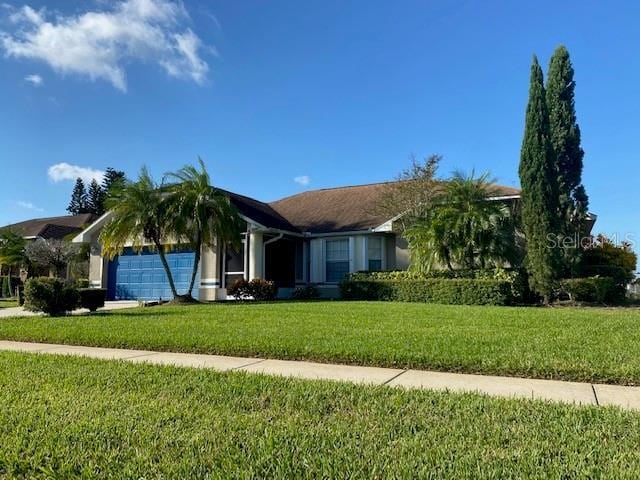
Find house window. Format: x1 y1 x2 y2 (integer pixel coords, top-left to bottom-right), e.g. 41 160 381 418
326 239 349 283
367 237 383 271
224 236 246 287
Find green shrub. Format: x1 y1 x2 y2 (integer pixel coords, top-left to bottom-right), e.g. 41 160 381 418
75 278 91 289
24 277 80 316
228 279 251 300
347 268 528 303
292 285 320 300
79 288 106 312
248 279 277 301
227 278 277 301
340 278 514 305
580 237 636 286
560 277 623 304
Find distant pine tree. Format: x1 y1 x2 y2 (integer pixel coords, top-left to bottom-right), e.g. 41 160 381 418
100 167 126 212
546 45 589 274
87 179 105 215
67 178 89 215
102 168 126 194
518 56 562 303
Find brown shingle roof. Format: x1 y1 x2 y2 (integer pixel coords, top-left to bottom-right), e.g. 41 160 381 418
269 181 520 234
1 213 98 239
220 189 299 232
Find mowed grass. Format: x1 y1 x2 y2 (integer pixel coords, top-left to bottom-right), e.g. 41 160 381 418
1 301 640 384
1 352 640 479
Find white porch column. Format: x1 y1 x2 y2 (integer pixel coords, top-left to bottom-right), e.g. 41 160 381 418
89 242 108 288
248 232 264 280
199 241 222 301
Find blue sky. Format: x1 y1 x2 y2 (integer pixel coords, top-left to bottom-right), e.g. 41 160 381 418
0 0 638 245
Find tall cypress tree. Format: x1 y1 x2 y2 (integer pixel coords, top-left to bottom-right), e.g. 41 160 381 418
87 179 105 215
546 45 588 273
67 178 88 215
518 56 561 303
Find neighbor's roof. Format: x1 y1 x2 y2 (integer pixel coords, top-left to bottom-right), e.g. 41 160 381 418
269 181 520 234
1 213 98 239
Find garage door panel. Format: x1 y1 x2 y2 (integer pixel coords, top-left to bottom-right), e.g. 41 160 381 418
108 248 199 301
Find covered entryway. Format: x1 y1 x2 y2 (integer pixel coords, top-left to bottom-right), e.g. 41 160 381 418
264 237 297 288
107 248 200 301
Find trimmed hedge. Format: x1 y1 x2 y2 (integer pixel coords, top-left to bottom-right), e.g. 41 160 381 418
340 278 514 305
560 277 624 304
24 277 80 316
345 268 528 305
79 288 106 312
346 268 521 281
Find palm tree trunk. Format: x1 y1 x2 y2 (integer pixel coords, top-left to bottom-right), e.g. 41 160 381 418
187 236 202 298
153 239 179 299
444 249 454 271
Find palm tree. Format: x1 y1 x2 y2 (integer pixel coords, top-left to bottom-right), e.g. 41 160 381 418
164 159 242 300
0 229 27 276
405 213 454 273
406 171 520 272
444 170 518 268
100 167 181 299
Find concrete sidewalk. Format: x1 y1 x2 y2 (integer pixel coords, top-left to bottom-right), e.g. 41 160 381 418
0 301 139 319
1 340 639 412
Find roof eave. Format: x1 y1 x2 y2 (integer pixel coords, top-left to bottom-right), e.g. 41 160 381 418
72 212 112 243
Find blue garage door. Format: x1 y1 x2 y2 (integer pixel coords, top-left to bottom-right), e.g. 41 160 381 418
108 248 199 301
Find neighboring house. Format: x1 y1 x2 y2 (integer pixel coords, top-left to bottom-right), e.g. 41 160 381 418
1 213 98 278
2 213 97 241
72 181 524 301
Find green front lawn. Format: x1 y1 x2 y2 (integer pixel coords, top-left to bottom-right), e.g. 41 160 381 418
1 301 640 384
1 351 639 478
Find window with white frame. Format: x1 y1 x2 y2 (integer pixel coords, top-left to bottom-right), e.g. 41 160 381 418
367 237 383 271
325 239 349 283
223 236 246 287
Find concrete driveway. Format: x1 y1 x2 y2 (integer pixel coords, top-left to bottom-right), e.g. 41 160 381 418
0 300 139 319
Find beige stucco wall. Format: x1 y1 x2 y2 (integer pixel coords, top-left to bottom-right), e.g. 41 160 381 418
395 235 410 270
353 235 366 271
88 241 108 288
385 234 397 269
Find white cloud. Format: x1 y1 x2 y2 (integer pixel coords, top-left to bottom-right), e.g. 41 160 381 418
16 200 43 212
1 0 211 92
48 163 105 184
24 73 42 86
294 175 310 187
